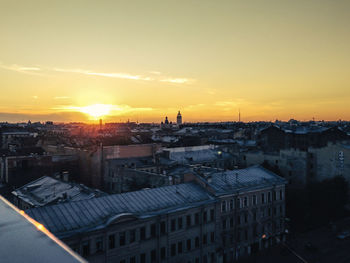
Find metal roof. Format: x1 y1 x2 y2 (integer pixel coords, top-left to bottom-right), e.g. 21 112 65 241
26 182 215 238
204 165 287 195
12 176 105 207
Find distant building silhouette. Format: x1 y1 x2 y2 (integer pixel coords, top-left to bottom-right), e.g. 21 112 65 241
177 111 182 125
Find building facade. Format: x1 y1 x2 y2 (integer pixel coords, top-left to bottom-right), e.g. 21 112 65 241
26 166 287 263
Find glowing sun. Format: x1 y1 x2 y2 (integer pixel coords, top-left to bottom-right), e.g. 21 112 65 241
79 104 112 119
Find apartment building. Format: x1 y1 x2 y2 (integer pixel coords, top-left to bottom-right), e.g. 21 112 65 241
26 166 287 263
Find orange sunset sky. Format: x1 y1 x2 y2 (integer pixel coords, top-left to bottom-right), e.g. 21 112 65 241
1 0 350 123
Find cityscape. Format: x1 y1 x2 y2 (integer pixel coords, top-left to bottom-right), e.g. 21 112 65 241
1 1 350 263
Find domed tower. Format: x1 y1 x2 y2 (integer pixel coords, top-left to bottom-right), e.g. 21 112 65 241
177 111 182 125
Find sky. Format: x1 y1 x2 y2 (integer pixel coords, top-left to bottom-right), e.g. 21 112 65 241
1 0 350 123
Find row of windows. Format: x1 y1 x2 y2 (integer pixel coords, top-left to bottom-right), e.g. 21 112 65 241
222 220 284 246
119 253 215 263
222 206 284 230
221 190 284 212
107 210 215 249
113 234 215 263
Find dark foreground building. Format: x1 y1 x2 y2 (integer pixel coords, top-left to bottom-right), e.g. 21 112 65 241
26 166 287 263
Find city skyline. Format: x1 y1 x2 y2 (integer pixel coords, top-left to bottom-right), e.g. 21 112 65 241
1 0 350 123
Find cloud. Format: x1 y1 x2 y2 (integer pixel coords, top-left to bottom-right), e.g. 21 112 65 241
54 68 153 81
54 96 70 100
53 103 153 118
54 67 193 84
160 78 193 84
149 71 161 75
0 63 195 84
0 63 42 75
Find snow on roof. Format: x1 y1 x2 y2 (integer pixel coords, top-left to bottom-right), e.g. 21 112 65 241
26 182 215 238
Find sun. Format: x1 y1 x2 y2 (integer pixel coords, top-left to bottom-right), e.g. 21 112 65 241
79 104 112 119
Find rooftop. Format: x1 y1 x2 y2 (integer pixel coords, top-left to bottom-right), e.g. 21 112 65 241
12 176 105 207
26 182 215 238
198 165 287 195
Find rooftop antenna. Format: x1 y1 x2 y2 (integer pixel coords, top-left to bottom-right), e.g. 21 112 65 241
238 109 241 122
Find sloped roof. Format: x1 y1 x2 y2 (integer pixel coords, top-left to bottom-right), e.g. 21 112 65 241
12 176 104 207
26 182 215 238
204 165 287 195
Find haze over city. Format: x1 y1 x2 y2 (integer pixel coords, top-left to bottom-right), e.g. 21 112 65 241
1 0 350 123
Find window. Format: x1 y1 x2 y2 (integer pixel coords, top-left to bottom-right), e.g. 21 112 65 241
160 221 166 235
82 241 90 257
130 229 136 243
108 234 115 249
187 239 191 251
203 234 207 245
203 211 207 223
252 195 257 205
140 227 146 240
161 247 166 260
230 217 234 228
178 217 183 229
186 215 191 227
140 253 146 263
221 201 226 212
119 232 126 246
96 237 103 252
279 190 283 200
171 219 176 232
150 249 156 263
151 224 156 238
210 209 215 221
130 256 136 263
222 219 227 229
210 232 215 243
261 193 265 204
237 215 241 225
273 191 277 201
178 241 183 254
253 225 257 237
229 200 234 210
268 192 271 203
171 244 176 256
195 213 199 224
195 237 199 248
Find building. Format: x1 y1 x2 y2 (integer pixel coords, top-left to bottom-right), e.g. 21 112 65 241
177 111 182 125
258 125 348 152
0 152 79 189
162 145 235 169
25 166 287 263
26 183 217 263
192 165 287 262
12 176 106 210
